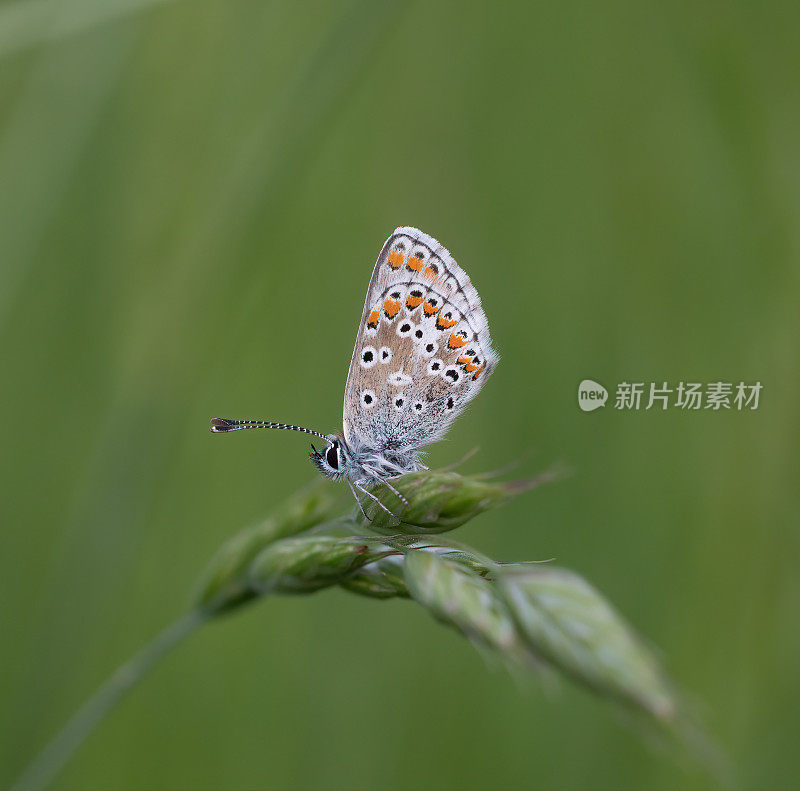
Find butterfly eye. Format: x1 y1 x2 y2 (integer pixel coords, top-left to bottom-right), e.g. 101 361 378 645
326 442 339 470
360 390 376 409
413 401 425 412
444 367 461 383
393 396 405 411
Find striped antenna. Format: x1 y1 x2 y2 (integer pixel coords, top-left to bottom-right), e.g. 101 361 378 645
210 418 327 440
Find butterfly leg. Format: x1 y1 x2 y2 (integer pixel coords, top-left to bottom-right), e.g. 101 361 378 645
379 478 409 509
353 479 398 521
346 479 370 522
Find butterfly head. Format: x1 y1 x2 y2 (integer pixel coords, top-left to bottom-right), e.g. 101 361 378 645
309 435 351 480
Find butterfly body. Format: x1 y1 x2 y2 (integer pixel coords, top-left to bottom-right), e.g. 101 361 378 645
309 432 424 483
212 227 498 516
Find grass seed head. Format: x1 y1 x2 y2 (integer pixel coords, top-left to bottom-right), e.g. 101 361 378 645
357 471 538 534
339 555 410 599
498 565 676 721
194 480 341 613
403 550 532 665
248 536 392 595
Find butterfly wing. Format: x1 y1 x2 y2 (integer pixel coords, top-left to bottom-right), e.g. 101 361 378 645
342 227 498 455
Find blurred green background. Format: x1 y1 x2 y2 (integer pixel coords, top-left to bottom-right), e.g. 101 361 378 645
2 0 799 789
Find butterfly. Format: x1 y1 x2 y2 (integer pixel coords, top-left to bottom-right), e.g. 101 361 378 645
211 227 498 519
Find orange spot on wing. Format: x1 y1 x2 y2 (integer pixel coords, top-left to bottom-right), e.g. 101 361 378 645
387 250 404 269
422 266 438 281
457 354 474 365
436 315 457 330
407 256 424 272
448 333 467 349
383 298 401 319
423 301 441 316
471 364 486 379
367 310 380 329
406 294 424 309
